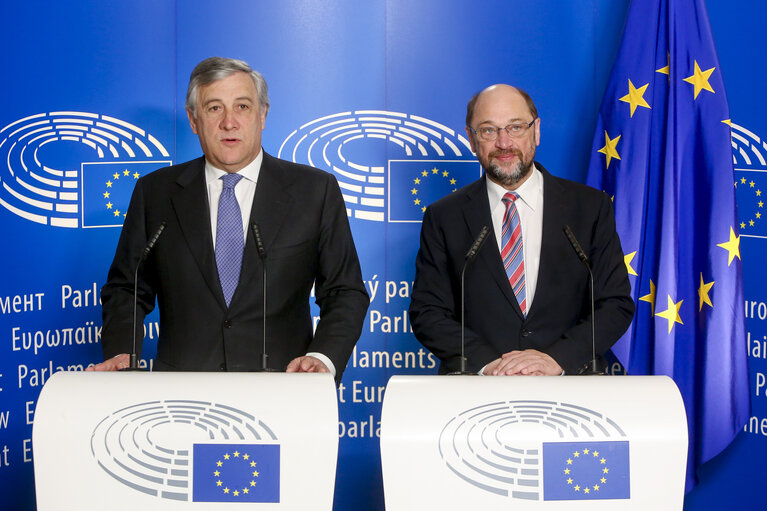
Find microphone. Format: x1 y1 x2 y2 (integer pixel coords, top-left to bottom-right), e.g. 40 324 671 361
123 221 166 371
251 223 274 372
449 225 490 375
562 225 601 375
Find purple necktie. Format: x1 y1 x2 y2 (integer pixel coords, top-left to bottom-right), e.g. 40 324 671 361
216 173 244 306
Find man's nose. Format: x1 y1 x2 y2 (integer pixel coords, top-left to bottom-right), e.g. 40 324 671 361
220 109 238 130
495 128 515 149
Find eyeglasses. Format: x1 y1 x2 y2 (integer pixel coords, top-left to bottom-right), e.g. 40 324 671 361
469 118 537 141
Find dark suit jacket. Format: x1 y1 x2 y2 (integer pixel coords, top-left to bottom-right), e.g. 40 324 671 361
408 164 634 374
101 152 369 381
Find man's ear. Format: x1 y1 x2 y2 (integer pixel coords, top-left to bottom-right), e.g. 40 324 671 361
186 108 198 135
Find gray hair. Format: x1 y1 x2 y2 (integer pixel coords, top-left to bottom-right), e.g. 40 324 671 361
185 57 270 118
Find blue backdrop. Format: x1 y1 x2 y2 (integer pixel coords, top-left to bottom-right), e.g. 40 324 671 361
0 1 764 509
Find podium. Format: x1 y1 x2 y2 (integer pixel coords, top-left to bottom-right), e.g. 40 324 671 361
380 375 688 510
33 372 339 510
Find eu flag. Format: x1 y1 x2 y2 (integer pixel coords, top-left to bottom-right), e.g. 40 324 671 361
388 160 480 222
543 441 630 501
192 443 280 503
585 0 749 491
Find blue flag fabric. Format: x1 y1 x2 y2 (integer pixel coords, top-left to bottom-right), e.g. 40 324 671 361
542 441 630 501
192 443 280 503
586 0 750 491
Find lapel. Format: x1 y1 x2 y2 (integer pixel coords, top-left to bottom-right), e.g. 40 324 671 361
460 176 522 317
529 164 569 318
233 152 294 307
169 157 225 306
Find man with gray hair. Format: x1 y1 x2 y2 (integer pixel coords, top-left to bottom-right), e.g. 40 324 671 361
91 57 369 381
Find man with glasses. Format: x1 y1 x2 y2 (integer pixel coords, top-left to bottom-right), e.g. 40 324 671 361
409 84 633 376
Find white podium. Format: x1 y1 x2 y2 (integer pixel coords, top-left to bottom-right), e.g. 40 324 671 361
33 372 339 510
380 375 687 510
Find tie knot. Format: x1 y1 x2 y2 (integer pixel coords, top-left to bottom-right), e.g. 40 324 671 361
221 173 244 190
502 191 519 204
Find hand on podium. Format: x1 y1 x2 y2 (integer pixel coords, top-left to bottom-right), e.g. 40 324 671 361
85 353 130 371
483 349 563 376
287 355 330 374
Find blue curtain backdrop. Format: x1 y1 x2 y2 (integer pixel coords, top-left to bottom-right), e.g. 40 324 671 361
0 1 764 509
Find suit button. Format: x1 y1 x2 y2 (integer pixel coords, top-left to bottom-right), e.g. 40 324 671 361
521 329 531 337
224 320 232 328
219 363 226 371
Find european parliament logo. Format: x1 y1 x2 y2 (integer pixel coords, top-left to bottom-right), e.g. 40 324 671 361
732 122 767 238
91 400 280 503
439 401 630 501
0 111 170 228
278 110 481 223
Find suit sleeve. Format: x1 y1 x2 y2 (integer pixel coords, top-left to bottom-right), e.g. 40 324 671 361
100 178 157 360
409 206 501 373
543 192 635 373
308 174 370 379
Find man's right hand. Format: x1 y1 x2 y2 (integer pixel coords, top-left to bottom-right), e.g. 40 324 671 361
85 353 130 371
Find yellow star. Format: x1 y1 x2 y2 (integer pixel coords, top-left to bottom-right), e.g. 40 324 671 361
103 191 110 199
741 222 746 229
757 190 763 197
584 488 591 494
250 481 256 487
223 488 230 494
214 470 220 477
601 477 607 484
656 52 670 76
250 461 256 467
432 167 439 174
573 452 580 457
243 454 249 460
598 131 622 169
750 181 755 188
411 188 418 195
113 172 120 179
583 448 590 455
421 206 426 212
574 485 581 492
113 209 121 217
233 490 239 496
443 170 449 177
421 170 428 177
699 273 714 311
243 488 249 494
639 279 656 314
603 468 609 474
593 451 599 457
217 461 223 467
716 226 740 266
414 198 421 205
749 219 755 226
414 178 421 184
133 172 140 179
624 251 638 276
740 177 747 184
618 79 651 117
233 451 239 457
656 294 684 333
594 485 600 491
722 119 732 126
252 470 259 477
567 478 573 484
567 458 573 465
564 468 571 474
758 212 762 219
683 60 715 99
106 180 113 188
600 458 606 464
216 480 222 486
759 201 764 208
106 202 113 210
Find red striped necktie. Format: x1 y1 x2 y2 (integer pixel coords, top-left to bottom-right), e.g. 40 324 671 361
501 192 526 315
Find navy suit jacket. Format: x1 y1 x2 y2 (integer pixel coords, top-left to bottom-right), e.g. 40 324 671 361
408 164 634 374
101 152 369 381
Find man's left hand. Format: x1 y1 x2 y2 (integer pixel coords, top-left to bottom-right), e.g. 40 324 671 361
491 349 563 376
286 355 330 373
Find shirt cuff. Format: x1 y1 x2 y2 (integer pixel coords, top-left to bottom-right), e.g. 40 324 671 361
305 352 336 377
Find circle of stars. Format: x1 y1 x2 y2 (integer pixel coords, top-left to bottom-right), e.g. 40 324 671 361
562 447 610 495
411 167 458 213
103 168 140 218
734 176 763 231
213 450 259 498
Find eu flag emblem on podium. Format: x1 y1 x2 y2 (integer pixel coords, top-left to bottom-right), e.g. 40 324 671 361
543 441 630 501
192 443 280 503
388 160 479 222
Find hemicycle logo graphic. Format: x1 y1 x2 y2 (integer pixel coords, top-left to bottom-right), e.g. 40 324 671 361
91 399 280 503
0 111 170 228
731 122 767 238
278 110 481 223
440 400 630 501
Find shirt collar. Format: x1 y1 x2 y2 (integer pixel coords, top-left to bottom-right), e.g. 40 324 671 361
486 163 542 211
204 149 263 185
